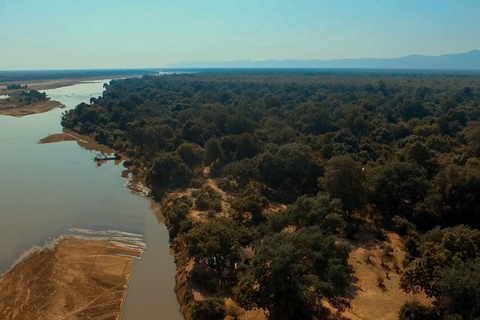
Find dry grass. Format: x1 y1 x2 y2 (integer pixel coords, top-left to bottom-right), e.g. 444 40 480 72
341 232 433 320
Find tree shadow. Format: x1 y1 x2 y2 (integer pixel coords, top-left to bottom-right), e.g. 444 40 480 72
344 275 361 300
378 283 388 293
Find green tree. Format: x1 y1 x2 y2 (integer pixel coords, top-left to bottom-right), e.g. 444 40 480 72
372 160 428 217
320 155 366 213
271 193 344 233
191 297 226 320
258 143 322 201
231 186 269 225
400 225 480 298
146 153 192 190
176 142 206 169
185 218 242 260
422 165 480 228
233 227 352 320
398 300 438 320
205 138 224 163
192 187 222 212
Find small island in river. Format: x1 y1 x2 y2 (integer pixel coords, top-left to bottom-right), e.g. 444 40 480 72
0 85 64 117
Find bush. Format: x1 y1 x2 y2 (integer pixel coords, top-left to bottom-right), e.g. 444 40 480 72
191 297 226 320
376 273 385 287
190 264 219 293
192 187 222 212
165 196 192 237
399 300 438 320
226 301 245 319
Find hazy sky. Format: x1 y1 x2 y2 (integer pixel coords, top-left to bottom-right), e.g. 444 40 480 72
1 0 479 70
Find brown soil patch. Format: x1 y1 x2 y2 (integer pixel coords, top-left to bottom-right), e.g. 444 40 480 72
0 100 65 117
0 236 143 320
342 232 433 320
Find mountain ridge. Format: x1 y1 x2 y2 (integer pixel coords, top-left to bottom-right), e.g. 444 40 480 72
164 50 480 70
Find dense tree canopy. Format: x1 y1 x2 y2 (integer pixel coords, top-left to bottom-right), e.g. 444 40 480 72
61 70 480 318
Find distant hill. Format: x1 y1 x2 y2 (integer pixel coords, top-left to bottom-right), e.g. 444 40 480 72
164 50 480 70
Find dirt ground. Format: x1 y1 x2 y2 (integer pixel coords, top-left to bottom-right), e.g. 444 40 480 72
342 232 433 320
0 236 144 320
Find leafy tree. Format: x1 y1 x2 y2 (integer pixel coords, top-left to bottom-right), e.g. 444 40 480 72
271 193 344 233
401 226 480 318
402 141 439 178
222 158 259 187
191 297 226 320
235 132 260 159
401 225 480 297
435 258 480 319
231 186 269 224
423 165 480 228
319 155 366 212
233 227 352 320
192 186 222 212
205 138 224 163
146 153 192 190
176 142 206 169
185 218 242 260
398 300 438 320
182 120 210 146
372 160 428 217
258 143 322 201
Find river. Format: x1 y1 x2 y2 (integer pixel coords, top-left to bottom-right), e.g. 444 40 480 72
0 79 182 320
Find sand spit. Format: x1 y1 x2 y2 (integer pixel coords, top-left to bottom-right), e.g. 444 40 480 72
0 235 144 320
0 100 65 117
39 129 125 161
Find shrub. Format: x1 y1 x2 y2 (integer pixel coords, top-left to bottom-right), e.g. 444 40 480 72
226 302 245 320
376 273 385 287
192 187 222 212
399 300 438 320
191 297 226 320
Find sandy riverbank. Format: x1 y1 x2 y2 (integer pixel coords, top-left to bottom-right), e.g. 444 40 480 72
0 100 65 117
0 235 144 320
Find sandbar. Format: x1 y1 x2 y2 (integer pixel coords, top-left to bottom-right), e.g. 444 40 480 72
0 236 144 320
40 129 123 160
0 100 65 117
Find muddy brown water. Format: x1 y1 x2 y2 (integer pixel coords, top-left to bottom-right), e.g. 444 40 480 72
0 80 182 320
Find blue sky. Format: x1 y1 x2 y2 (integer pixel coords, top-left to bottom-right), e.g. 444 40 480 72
1 0 479 70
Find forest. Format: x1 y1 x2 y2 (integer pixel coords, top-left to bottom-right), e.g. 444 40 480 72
62 70 480 320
